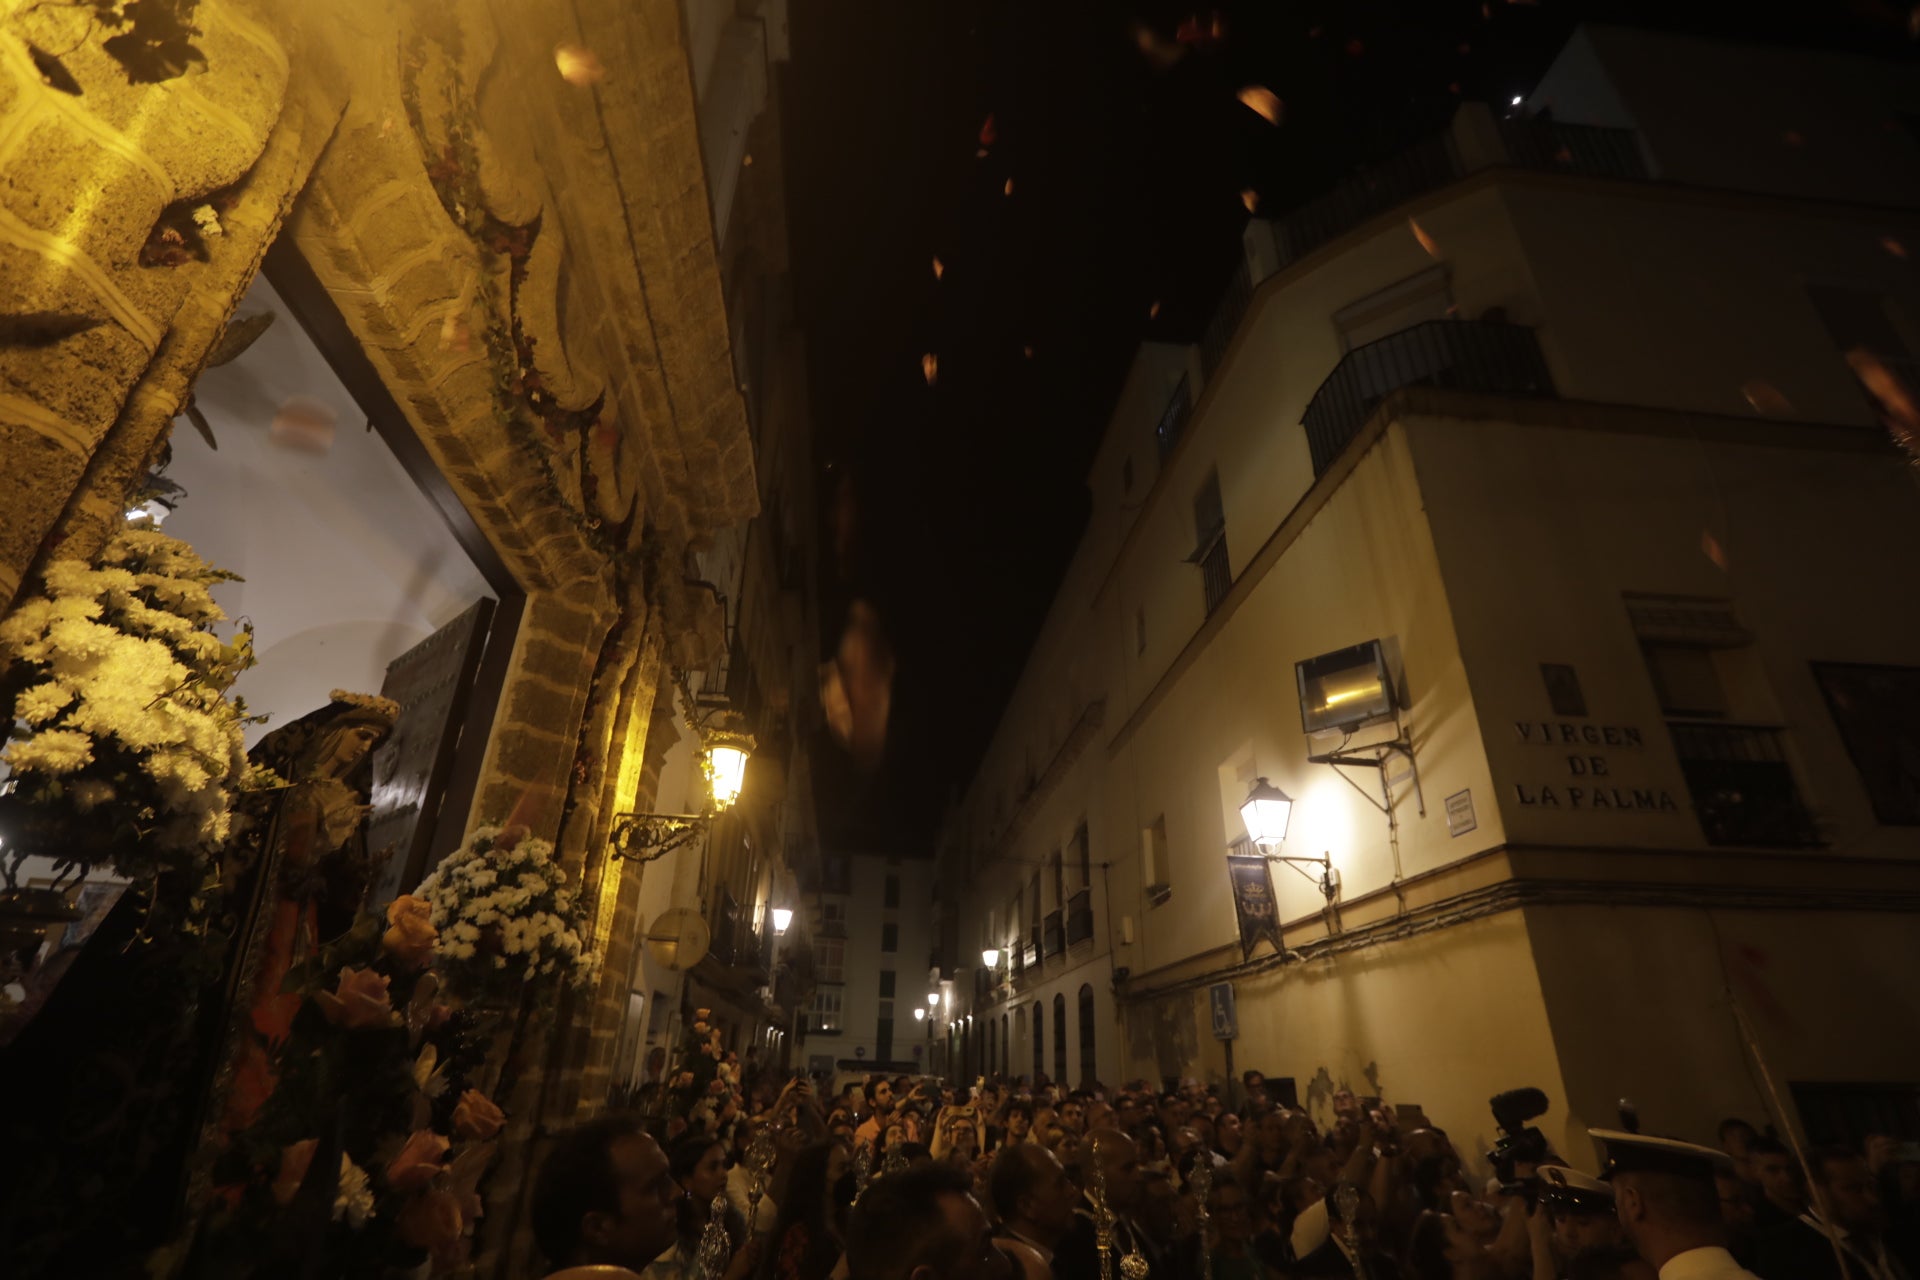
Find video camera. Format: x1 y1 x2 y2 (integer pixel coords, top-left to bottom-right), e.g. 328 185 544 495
1488 1087 1552 1186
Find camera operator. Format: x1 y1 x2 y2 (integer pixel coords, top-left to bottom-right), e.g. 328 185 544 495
1537 1166 1626 1276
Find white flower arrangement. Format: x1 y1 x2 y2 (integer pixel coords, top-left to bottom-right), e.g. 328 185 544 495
415 825 601 1000
333 1155 374 1229
0 528 271 884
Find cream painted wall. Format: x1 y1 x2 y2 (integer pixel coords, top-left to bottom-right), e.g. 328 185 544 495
1526 903 1920 1154
1126 911 1577 1178
164 276 495 743
1102 429 1501 980
1410 413 1920 856
1504 183 1920 427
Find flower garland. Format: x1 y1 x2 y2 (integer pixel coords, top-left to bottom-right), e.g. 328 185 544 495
414 825 601 1005
0 527 274 887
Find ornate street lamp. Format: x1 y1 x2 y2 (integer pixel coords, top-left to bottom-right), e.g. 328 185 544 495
770 907 793 935
980 947 1000 969
927 992 941 1007
1238 777 1294 849
610 712 757 863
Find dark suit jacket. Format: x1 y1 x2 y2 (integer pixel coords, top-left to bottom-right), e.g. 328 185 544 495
1054 1210 1171 1280
1291 1239 1403 1280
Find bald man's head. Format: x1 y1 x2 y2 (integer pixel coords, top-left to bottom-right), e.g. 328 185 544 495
1084 1128 1143 1210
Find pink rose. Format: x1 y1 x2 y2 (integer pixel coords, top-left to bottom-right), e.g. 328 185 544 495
313 966 398 1030
451 1089 505 1141
386 1129 451 1194
272 1138 318 1206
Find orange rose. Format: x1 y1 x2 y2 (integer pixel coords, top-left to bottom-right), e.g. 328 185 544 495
272 1138 319 1207
395 1187 466 1255
451 1089 506 1141
382 894 438 969
386 1128 451 1194
313 966 398 1030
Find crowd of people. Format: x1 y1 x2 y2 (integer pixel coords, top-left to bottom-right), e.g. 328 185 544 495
537 1058 1920 1280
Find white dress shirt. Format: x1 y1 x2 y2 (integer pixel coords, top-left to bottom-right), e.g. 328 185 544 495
1660 1246 1762 1280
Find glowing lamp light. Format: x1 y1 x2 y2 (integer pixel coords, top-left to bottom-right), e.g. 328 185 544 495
1239 777 1295 848
928 992 941 1006
1511 95 1523 106
770 907 793 935
703 730 754 811
980 947 1000 969
914 1007 926 1021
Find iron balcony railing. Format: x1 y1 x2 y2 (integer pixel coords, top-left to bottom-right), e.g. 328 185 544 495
1066 888 1093 945
1667 721 1821 849
1156 374 1193 458
1301 319 1556 476
1198 534 1231 617
1200 259 1254 382
1270 121 1644 274
1043 910 1064 958
1024 928 1041 971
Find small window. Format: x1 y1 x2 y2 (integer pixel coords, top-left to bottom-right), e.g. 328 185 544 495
879 970 896 997
1074 820 1092 887
878 1000 894 1020
1143 816 1171 902
1644 643 1726 717
1812 662 1920 825
1192 472 1230 616
881 923 898 952
884 874 900 909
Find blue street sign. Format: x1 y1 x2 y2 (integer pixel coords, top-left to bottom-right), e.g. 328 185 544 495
1209 983 1238 1041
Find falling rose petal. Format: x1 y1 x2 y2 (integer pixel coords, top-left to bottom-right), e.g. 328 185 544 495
976 148 989 159
271 395 339 454
742 153 754 167
1741 381 1793 416
1783 130 1804 147
1212 10 1226 40
1133 22 1186 69
1846 348 1920 456
1449 82 1462 95
1911 4 1920 38
1149 300 1162 319
1482 3 1491 18
932 255 944 281
1023 344 1035 359
1882 236 1908 259
1004 177 1014 196
1345 38 1365 57
1701 530 1728 571
1237 86 1284 125
922 353 938 386
1458 41 1472 54
1409 216 1441 259
1240 188 1260 213
1176 15 1203 45
1309 25 1324 38
979 113 997 147
554 42 606 86
1555 145 1573 164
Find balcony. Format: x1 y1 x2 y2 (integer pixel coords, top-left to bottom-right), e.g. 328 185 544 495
1667 722 1821 849
1066 889 1093 945
1010 945 1025 979
1268 117 1645 273
1024 927 1041 971
1301 320 1555 476
1043 910 1064 958
1156 375 1193 458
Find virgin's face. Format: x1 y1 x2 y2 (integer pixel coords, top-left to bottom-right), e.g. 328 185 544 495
321 723 384 778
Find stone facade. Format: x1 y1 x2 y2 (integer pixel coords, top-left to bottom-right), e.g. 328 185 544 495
1 0 761 1269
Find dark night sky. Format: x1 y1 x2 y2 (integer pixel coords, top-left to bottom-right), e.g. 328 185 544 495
783 0 1913 853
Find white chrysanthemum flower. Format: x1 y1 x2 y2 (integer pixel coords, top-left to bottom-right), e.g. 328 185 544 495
5 728 95 775
14 681 75 724
335 1156 375 1229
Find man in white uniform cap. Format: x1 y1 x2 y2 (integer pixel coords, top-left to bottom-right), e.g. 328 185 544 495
1589 1130 1761 1280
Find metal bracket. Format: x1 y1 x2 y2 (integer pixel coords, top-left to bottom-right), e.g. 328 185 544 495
1261 849 1339 902
1307 733 1427 819
609 812 708 862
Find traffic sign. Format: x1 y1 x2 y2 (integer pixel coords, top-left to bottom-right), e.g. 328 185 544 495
1209 983 1238 1040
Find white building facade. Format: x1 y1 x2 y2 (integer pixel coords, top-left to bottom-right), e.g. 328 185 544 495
935 25 1920 1164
